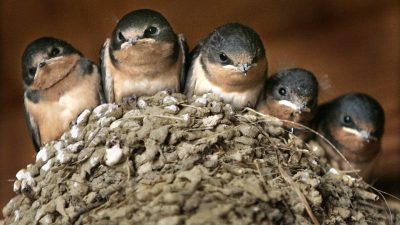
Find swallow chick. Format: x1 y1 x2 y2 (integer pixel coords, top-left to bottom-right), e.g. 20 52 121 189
100 9 187 104
23 37 104 152
257 68 318 125
314 93 385 179
184 23 267 110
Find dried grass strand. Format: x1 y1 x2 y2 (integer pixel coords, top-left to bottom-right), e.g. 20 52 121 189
278 165 320 225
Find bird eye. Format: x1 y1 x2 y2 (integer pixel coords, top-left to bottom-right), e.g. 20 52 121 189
343 115 353 124
278 88 287 96
219 53 228 63
144 26 158 37
28 67 36 76
118 31 126 41
50 48 60 57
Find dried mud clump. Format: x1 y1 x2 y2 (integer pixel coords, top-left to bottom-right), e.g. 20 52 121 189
1 92 398 225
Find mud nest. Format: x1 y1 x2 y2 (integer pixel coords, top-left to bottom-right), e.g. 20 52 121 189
1 92 398 225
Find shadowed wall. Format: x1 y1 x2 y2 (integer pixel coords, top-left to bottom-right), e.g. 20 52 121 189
0 0 399 214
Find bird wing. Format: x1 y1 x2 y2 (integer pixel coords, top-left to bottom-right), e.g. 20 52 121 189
311 101 332 131
99 39 115 103
93 63 106 104
177 34 189 92
77 57 106 104
184 41 204 96
255 78 268 108
23 101 41 152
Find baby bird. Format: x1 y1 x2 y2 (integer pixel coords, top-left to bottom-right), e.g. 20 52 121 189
257 68 318 126
184 23 267 110
23 37 103 151
314 93 385 180
100 9 187 104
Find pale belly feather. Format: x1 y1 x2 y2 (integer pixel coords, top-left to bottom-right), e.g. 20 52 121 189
114 74 179 103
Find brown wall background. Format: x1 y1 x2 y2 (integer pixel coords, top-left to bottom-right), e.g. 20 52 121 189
0 0 399 213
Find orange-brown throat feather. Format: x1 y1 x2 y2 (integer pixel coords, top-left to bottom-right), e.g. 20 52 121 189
328 126 380 163
204 56 267 92
259 95 314 124
113 40 176 76
104 39 182 103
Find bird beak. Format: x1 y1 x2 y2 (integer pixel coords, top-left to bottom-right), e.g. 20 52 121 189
237 64 251 76
342 127 378 143
38 61 46 68
121 37 139 49
360 130 371 142
129 37 139 45
300 105 311 113
32 62 45 80
359 130 378 143
45 56 65 63
34 56 65 80
278 100 304 113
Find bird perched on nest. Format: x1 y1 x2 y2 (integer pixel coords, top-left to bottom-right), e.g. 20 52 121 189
100 9 187 104
184 23 267 110
257 68 318 126
314 93 385 180
22 37 104 152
